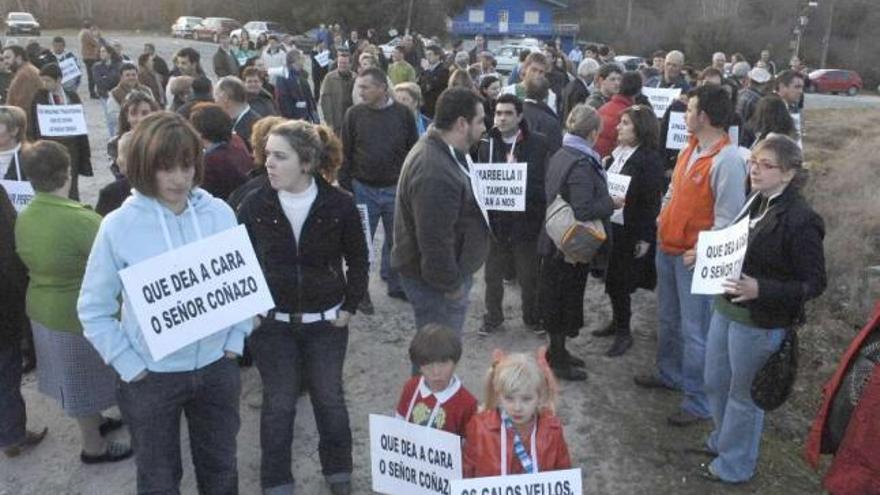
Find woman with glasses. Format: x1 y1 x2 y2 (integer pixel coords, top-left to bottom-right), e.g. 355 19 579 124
698 134 826 484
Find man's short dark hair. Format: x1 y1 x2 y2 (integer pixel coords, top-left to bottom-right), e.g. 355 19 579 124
699 67 723 82
52 36 65 45
598 44 611 57
426 45 444 58
597 63 622 80
4 45 26 61
651 50 667 60
688 85 733 129
523 51 549 71
359 67 387 88
409 323 462 367
174 47 200 64
495 93 523 115
190 103 233 143
433 87 481 131
192 76 213 96
268 34 279 42
216 76 246 103
120 62 138 74
776 69 805 88
585 44 599 54
39 63 62 81
22 141 70 193
524 74 550 101
242 66 261 80
620 71 642 97
518 49 531 63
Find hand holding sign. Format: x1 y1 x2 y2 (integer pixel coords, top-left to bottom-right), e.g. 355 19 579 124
471 162 528 212
642 87 682 118
36 104 88 137
606 172 631 225
721 273 759 302
691 217 750 295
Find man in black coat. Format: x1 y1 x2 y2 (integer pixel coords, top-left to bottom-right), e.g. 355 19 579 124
212 34 240 78
214 76 262 152
475 94 549 335
562 58 596 122
523 76 562 154
417 45 449 118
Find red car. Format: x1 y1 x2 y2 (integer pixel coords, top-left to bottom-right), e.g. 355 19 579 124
808 69 863 96
193 17 241 43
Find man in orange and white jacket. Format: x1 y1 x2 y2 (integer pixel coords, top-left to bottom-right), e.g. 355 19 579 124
634 85 747 427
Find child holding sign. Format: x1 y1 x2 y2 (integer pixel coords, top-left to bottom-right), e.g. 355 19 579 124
463 349 572 477
395 324 477 436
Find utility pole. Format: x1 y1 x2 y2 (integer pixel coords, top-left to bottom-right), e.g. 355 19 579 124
820 0 835 68
405 0 415 35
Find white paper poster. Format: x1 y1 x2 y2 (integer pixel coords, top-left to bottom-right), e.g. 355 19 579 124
370 414 462 495
642 87 682 118
606 172 631 225
691 216 750 295
665 111 689 150
315 50 331 68
450 469 582 495
471 162 527 212
59 57 82 84
36 104 88 137
119 225 274 360
0 180 35 213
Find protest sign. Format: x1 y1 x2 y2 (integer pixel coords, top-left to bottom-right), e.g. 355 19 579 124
665 111 689 150
0 180 35 213
691 216 750 295
357 204 375 263
370 414 462 495
642 87 681 118
606 172 631 225
791 112 804 148
315 50 331 68
450 468 582 495
36 105 88 137
59 57 82 84
471 162 527 212
729 125 740 147
119 225 274 360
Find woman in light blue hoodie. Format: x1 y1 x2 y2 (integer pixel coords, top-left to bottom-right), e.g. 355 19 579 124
78 112 252 495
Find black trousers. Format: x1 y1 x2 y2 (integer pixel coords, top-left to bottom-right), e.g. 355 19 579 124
607 288 633 334
484 238 539 326
539 254 590 337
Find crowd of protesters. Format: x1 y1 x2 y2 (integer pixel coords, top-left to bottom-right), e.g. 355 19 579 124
1 17 873 495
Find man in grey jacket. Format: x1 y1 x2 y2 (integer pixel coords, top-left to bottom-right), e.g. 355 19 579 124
392 87 489 338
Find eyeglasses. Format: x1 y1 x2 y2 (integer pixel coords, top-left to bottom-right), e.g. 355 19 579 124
748 158 782 171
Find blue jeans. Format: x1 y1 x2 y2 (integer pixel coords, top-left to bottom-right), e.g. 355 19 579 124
0 343 26 448
101 97 117 138
116 357 241 495
250 319 351 493
400 274 474 340
352 180 401 293
655 249 712 417
704 310 784 482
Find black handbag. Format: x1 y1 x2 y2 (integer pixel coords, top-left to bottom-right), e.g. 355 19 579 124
751 328 799 411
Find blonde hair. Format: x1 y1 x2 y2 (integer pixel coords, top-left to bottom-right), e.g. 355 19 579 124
0 105 27 143
269 120 342 184
483 350 557 416
250 115 288 167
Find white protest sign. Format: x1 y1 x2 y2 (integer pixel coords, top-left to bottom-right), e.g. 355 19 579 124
357 204 375 263
315 50 331 68
36 104 88 137
691 216 750 295
0 180 35 213
729 125 740 147
471 162 527 212
791 112 804 148
370 414 462 495
642 87 681 118
451 468 582 495
59 57 82 84
119 225 274 361
665 111 689 150
606 172 631 226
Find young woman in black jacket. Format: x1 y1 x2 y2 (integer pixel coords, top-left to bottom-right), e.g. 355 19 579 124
595 105 665 357
699 133 826 484
237 121 367 495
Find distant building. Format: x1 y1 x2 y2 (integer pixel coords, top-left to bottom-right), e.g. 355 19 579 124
448 0 576 41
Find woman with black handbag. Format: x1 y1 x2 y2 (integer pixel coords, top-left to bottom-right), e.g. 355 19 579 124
537 104 621 381
698 133 826 483
594 105 665 357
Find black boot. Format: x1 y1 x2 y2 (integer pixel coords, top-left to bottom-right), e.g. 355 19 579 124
549 334 587 381
359 291 375 315
591 322 616 338
606 332 633 357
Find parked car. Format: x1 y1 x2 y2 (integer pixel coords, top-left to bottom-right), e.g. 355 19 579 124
494 44 533 74
288 28 321 50
614 55 645 71
171 16 203 39
193 17 241 43
231 21 285 43
5 12 40 36
808 69 863 96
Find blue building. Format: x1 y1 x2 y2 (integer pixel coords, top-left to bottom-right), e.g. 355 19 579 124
448 0 575 40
